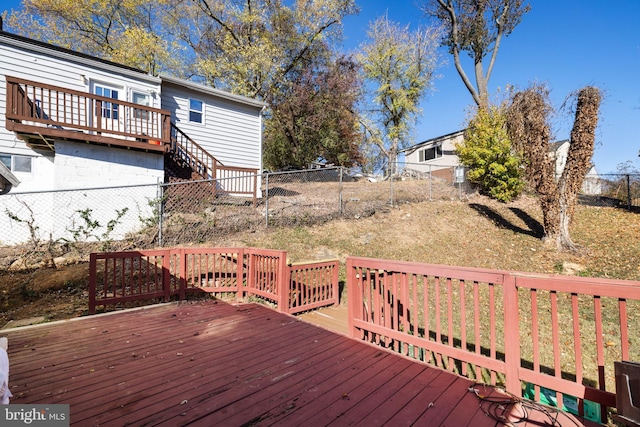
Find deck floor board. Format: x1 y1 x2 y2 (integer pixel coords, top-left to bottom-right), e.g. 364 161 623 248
2 300 600 426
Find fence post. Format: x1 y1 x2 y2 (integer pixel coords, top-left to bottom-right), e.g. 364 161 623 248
163 249 173 302
265 173 270 227
627 174 632 211
276 251 290 313
236 248 245 303
503 273 521 396
429 165 433 201
339 167 344 217
252 173 258 207
346 257 357 339
177 248 186 300
157 180 164 247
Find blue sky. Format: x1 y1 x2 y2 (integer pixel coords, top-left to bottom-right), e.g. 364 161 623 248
2 1 639 173
343 1 640 173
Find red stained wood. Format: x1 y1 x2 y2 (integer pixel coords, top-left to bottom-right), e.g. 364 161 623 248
3 300 599 426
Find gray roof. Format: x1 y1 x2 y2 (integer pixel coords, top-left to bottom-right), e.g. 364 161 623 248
0 31 160 84
399 129 465 155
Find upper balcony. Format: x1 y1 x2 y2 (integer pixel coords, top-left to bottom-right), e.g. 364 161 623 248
5 76 171 153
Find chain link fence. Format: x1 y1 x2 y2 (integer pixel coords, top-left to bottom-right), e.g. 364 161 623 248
160 166 467 246
583 173 640 210
1 169 637 259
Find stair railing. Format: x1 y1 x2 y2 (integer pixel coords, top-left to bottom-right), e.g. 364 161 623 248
169 123 222 180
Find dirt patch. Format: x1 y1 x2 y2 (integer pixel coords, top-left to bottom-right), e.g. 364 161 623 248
0 262 89 326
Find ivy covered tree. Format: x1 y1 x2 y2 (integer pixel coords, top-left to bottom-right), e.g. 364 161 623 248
456 106 523 202
506 84 602 250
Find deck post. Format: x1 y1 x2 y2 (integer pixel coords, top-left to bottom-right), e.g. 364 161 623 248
503 273 521 396
89 253 97 314
332 259 340 306
346 257 357 338
177 248 186 300
278 252 290 313
164 249 174 302
236 248 245 303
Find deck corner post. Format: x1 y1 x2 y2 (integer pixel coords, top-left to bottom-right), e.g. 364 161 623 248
89 252 97 315
252 173 258 208
346 257 359 339
503 272 521 396
278 251 290 313
236 248 245 303
332 259 340 306
177 248 186 301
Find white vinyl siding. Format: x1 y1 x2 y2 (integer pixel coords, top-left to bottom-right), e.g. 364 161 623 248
0 34 163 192
161 82 262 170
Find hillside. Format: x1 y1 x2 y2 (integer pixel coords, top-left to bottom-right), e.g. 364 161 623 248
1 193 639 327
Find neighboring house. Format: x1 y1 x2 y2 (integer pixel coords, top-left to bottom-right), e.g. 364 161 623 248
0 28 264 245
549 140 601 195
400 130 464 183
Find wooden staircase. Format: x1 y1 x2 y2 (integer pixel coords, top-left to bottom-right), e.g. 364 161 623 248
165 123 223 182
164 123 259 206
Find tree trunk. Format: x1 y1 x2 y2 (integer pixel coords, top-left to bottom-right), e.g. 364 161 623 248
555 179 577 250
554 87 601 251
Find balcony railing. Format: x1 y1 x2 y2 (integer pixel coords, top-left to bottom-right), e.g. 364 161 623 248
5 76 171 152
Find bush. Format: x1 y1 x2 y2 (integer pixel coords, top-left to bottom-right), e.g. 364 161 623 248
457 106 524 202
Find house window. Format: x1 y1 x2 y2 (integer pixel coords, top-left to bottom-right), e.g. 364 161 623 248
132 92 150 120
94 84 120 120
189 99 203 123
0 154 32 173
419 145 442 162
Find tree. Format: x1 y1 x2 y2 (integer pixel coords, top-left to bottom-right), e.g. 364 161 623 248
172 0 359 99
7 0 362 168
6 0 182 75
422 0 530 110
263 55 363 170
456 105 523 202
358 15 441 177
506 84 602 251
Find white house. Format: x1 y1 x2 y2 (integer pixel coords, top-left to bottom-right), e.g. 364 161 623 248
550 140 601 195
400 130 464 183
0 28 264 245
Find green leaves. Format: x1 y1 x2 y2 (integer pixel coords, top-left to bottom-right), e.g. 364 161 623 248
457 106 524 202
358 16 441 175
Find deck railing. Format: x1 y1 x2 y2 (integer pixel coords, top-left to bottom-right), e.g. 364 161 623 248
89 247 339 315
170 124 221 179
6 76 171 146
288 259 340 314
169 124 258 203
346 256 640 423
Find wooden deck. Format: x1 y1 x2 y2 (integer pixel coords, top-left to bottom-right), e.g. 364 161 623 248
3 300 600 426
